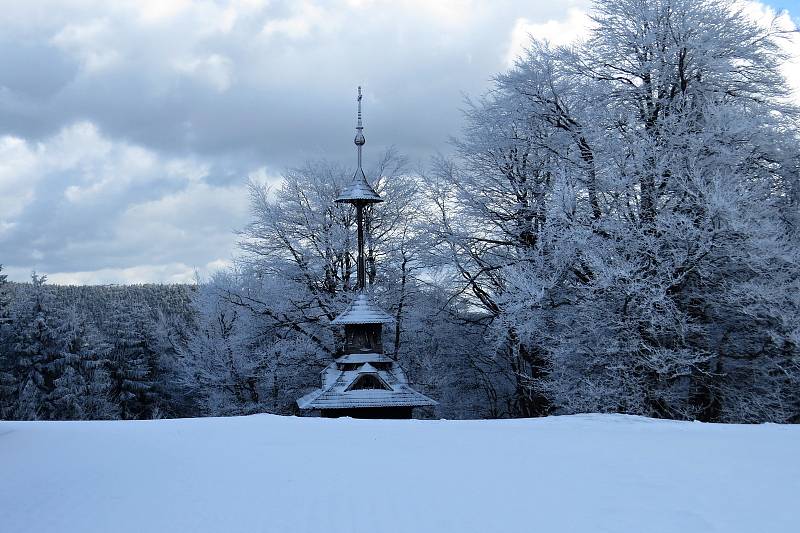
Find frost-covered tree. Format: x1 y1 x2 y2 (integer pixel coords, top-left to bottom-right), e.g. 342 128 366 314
103 302 158 419
238 152 413 328
48 307 116 420
423 47 585 416
2 274 67 419
179 272 267 415
0 265 10 326
0 265 14 417
435 0 800 421
217 151 496 418
1 280 204 420
564 0 799 421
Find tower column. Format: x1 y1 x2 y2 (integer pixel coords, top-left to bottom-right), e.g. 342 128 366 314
356 202 365 290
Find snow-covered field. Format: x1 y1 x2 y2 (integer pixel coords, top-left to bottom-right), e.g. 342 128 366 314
1 414 798 533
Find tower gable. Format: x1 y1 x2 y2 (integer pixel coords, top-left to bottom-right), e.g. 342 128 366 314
345 373 392 391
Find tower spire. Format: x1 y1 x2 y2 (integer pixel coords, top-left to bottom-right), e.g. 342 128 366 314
335 86 383 290
336 86 382 205
354 86 366 291
355 86 365 170
357 86 363 130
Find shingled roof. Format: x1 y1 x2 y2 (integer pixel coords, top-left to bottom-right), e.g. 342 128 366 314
335 168 383 203
297 362 437 410
331 292 394 324
335 352 394 364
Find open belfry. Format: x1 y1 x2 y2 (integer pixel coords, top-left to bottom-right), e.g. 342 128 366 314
297 87 436 419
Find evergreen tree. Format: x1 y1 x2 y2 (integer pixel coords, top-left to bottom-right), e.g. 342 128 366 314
48 307 116 420
0 265 13 417
0 264 10 326
5 274 65 419
103 301 157 419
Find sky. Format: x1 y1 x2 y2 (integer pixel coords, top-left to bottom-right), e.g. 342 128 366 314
0 0 798 285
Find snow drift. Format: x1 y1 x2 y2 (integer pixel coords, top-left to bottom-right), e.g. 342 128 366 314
1 414 798 533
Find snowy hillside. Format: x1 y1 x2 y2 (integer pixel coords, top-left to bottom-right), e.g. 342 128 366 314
1 414 798 533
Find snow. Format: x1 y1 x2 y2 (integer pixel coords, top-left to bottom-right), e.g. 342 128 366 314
358 362 378 373
331 292 393 324
335 352 393 363
0 414 798 533
335 168 383 203
297 364 436 409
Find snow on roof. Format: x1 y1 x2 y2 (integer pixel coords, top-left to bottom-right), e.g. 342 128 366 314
345 371 392 392
322 365 341 388
336 353 393 364
335 168 383 203
358 362 378 373
304 386 438 409
391 364 409 385
332 292 393 324
298 364 437 410
296 387 324 409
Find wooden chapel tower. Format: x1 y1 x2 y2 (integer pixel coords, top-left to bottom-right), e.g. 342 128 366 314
297 87 436 419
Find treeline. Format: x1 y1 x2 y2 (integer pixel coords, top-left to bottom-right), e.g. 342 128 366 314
2 0 799 423
0 269 492 420
0 275 195 420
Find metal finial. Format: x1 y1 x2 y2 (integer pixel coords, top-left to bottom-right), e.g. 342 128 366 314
335 86 382 206
354 86 365 148
357 86 363 128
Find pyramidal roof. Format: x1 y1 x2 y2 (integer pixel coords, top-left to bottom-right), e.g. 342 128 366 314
335 86 383 204
336 167 383 203
335 353 393 364
332 292 393 324
358 362 378 373
296 362 438 410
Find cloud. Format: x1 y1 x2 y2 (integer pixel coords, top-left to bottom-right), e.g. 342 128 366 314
174 54 235 93
13 264 200 286
261 2 326 39
0 122 256 283
0 136 39 224
51 19 122 73
741 1 800 101
0 0 797 283
505 8 592 66
0 0 593 161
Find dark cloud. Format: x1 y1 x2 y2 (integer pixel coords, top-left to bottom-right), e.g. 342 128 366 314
8 0 743 282
2 1 587 162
